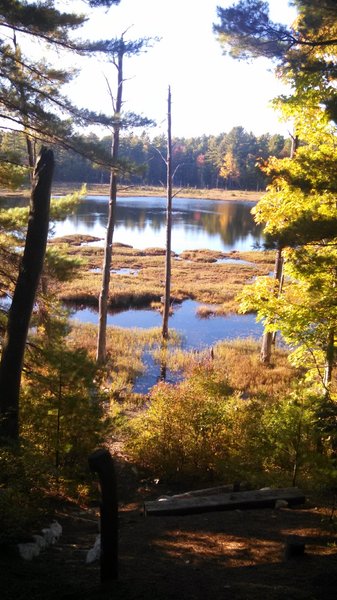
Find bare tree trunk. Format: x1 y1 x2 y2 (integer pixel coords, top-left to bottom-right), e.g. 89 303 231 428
96 171 118 363
323 327 334 397
260 245 283 364
290 133 299 159
96 43 124 363
260 132 298 364
162 86 173 340
0 147 54 440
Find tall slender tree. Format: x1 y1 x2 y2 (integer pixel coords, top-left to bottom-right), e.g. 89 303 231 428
162 86 173 340
96 35 154 362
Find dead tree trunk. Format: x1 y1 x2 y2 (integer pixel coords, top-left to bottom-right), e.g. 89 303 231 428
323 327 335 397
96 43 124 363
0 147 54 440
260 133 298 364
260 245 283 364
162 86 173 340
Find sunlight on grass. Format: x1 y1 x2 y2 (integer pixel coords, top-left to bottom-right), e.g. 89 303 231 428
53 238 274 313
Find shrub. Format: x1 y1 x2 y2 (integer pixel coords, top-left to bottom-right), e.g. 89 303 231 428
127 369 251 480
21 343 109 479
126 364 336 487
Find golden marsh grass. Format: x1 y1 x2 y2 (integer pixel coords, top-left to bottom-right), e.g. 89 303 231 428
54 238 275 314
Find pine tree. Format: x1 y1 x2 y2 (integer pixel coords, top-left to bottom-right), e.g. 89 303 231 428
96 35 155 362
219 2 337 390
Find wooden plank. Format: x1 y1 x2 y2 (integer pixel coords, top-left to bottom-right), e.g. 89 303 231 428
144 487 305 517
166 482 246 500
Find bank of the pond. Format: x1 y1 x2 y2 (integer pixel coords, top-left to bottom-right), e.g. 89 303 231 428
0 184 264 202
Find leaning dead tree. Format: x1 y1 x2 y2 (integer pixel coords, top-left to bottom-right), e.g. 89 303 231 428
0 148 54 440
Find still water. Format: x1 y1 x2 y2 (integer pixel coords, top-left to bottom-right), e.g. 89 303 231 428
69 300 263 392
52 195 264 253
69 299 262 350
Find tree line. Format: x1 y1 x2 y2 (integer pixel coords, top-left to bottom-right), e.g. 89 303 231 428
1 127 291 191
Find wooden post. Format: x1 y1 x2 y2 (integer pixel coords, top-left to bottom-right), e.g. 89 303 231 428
88 448 118 582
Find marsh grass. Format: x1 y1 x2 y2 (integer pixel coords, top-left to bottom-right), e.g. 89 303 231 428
196 305 219 318
0 184 263 203
54 238 274 313
68 322 161 382
153 338 297 399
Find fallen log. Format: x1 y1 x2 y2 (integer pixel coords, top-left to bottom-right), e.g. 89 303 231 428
144 487 305 517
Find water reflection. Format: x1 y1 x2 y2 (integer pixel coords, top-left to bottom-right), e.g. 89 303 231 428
69 299 262 350
0 194 264 252
68 299 263 393
50 196 263 252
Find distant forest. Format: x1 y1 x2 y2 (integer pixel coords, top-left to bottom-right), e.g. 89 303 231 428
1 127 291 191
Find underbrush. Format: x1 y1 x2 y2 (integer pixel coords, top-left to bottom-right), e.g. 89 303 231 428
126 343 337 489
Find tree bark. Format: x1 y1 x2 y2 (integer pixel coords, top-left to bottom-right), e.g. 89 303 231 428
96 42 123 363
260 131 298 364
0 147 54 440
260 245 283 364
323 327 334 396
162 86 173 340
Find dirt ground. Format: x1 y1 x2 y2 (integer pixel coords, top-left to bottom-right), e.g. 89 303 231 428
2 455 337 600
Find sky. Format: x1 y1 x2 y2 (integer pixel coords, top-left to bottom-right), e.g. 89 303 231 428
61 0 297 139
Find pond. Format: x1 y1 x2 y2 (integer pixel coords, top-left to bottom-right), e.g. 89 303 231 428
69 300 263 392
69 299 262 350
1 193 266 391
51 195 264 253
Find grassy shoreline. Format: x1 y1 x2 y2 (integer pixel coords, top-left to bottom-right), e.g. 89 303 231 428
0 183 264 202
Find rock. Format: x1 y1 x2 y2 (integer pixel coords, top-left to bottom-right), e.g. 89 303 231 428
275 499 289 509
86 535 101 564
18 542 40 561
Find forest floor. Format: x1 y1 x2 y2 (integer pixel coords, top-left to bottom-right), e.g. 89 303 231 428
2 450 337 600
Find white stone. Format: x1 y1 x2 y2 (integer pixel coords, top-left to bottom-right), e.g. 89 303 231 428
32 534 47 549
18 542 40 561
50 521 62 540
86 535 101 564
